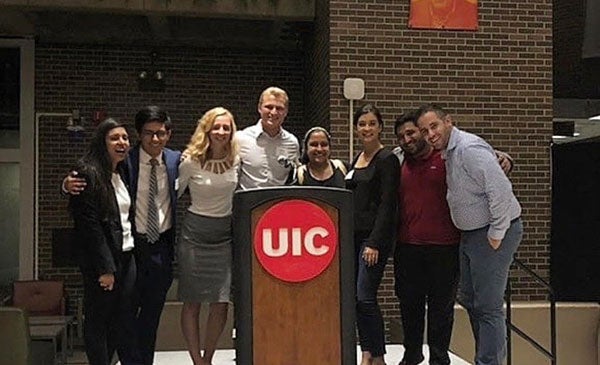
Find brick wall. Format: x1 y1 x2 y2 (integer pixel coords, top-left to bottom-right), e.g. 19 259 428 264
304 0 331 132
35 0 554 340
329 0 553 332
35 44 306 310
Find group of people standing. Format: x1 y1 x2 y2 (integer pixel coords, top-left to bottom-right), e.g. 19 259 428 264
289 102 521 365
65 86 297 365
65 85 522 365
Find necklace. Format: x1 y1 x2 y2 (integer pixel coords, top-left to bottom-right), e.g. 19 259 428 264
363 144 384 160
356 145 383 168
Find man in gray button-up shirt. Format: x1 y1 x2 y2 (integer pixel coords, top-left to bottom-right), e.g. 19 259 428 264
415 104 522 365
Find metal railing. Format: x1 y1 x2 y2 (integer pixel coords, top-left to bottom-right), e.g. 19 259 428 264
505 257 557 365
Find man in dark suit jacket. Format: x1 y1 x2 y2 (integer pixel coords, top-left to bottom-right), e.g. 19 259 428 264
128 106 180 365
65 106 181 365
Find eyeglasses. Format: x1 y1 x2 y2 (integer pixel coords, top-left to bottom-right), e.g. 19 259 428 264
141 129 168 139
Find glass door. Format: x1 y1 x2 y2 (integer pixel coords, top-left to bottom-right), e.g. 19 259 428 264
0 39 34 284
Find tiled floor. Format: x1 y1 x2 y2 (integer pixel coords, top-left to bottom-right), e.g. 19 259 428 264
63 345 471 365
146 346 471 364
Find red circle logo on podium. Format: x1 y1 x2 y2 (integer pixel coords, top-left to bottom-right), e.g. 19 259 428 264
254 199 338 283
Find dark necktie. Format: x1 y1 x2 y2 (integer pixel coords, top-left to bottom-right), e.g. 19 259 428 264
147 158 160 243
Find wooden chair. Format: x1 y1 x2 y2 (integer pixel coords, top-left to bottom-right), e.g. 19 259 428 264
11 280 66 316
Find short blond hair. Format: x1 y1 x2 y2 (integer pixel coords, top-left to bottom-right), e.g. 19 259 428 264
184 107 238 164
258 86 289 109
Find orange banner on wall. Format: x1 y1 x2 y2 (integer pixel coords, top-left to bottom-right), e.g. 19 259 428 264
409 0 478 30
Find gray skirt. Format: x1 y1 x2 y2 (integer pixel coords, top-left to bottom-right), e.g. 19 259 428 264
177 211 232 303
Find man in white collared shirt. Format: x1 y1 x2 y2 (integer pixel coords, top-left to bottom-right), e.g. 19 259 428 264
134 142 172 238
236 86 299 190
126 107 181 365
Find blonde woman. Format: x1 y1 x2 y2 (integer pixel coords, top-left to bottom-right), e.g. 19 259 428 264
177 107 239 365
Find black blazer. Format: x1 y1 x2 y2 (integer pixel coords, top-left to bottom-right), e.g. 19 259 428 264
347 148 400 250
69 163 134 277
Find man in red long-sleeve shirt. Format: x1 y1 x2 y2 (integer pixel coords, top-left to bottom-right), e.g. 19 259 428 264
393 112 512 365
394 112 460 365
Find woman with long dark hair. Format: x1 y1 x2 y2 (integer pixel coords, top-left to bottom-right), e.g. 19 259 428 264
346 104 400 365
69 118 138 365
295 126 348 187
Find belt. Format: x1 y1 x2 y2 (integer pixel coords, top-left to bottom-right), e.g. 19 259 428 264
136 228 173 244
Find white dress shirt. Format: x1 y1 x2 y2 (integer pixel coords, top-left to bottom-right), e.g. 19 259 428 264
235 120 299 190
111 173 135 252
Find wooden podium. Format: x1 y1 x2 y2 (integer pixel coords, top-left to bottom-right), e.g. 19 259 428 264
233 186 355 365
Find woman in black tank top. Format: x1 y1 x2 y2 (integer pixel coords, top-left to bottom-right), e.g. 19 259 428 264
294 126 348 188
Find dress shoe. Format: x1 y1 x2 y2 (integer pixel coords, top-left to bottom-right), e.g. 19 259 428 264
398 354 425 365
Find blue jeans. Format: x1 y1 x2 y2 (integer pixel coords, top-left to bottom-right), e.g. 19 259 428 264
355 231 390 357
458 219 522 365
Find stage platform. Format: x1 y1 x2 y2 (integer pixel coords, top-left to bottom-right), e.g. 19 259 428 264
120 345 471 364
